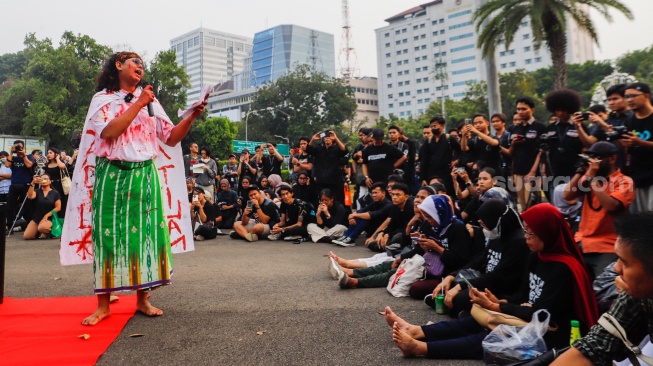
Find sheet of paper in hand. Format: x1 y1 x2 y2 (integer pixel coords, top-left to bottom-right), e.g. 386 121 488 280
177 83 212 119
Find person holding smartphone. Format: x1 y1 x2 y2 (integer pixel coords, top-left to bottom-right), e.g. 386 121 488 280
258 142 284 177
230 184 280 242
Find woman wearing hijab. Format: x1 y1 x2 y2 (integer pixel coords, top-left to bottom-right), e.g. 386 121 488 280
407 194 475 299
384 203 598 359
426 198 530 317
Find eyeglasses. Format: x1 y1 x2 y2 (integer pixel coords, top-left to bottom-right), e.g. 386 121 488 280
128 58 144 66
624 93 645 99
524 231 536 238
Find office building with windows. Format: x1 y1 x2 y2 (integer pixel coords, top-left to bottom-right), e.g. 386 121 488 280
349 77 379 127
207 24 336 120
375 0 594 118
170 27 252 106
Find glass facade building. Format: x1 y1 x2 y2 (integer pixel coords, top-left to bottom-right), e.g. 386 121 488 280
251 25 335 87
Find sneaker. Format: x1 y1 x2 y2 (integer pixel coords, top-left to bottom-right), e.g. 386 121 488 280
215 228 226 236
424 294 436 309
338 272 353 289
328 258 343 280
333 237 354 247
292 237 308 244
194 235 205 241
333 235 346 242
317 235 333 243
283 235 302 241
229 231 242 240
268 233 281 241
245 233 258 242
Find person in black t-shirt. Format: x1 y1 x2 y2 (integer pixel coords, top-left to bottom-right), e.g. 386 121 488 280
491 113 513 182
23 173 61 240
543 89 589 180
292 170 318 208
306 130 349 204
191 186 221 240
620 82 653 212
291 137 313 184
460 114 502 173
362 128 406 186
268 185 308 241
306 188 348 243
237 149 258 188
508 97 547 212
258 142 284 177
388 125 417 189
231 184 281 242
365 183 414 253
419 117 460 195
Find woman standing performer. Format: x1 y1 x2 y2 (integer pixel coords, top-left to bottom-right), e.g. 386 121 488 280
66 52 206 326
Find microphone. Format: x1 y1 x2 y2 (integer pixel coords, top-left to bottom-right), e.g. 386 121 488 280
141 81 155 117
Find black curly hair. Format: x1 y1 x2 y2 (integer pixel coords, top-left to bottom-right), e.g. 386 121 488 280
96 52 141 92
545 89 582 114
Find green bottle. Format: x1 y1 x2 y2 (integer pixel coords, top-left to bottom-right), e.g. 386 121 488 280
570 320 581 345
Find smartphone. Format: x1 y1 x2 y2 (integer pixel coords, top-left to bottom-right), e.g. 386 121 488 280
464 118 472 125
461 276 475 289
192 194 198 202
511 134 524 140
246 201 253 209
456 167 466 174
410 235 422 241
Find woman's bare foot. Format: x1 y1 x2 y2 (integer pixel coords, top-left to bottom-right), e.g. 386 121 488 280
384 306 424 339
136 291 163 317
82 307 111 326
393 322 428 357
82 293 111 326
342 267 354 277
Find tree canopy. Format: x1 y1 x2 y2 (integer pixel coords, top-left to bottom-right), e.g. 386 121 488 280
0 32 190 151
473 0 632 89
237 64 357 145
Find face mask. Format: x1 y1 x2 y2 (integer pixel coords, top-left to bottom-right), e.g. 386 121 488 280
483 226 501 240
0 158 6 164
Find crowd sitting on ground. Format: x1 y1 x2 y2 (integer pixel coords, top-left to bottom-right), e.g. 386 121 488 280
4 82 653 364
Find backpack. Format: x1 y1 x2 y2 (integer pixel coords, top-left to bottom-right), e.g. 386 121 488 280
296 199 316 226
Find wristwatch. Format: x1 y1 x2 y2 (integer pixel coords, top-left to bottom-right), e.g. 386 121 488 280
364 176 369 179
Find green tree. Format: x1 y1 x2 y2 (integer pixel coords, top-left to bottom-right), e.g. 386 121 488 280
474 0 632 89
0 32 112 149
617 46 653 83
238 64 357 144
146 49 190 123
531 60 613 105
185 117 238 159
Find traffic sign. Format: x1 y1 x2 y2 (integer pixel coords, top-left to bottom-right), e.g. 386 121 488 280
232 140 290 156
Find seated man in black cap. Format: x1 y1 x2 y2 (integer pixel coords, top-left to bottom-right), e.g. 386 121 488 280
564 141 635 279
231 184 281 242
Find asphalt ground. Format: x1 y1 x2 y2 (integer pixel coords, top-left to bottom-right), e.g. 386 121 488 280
3 232 484 366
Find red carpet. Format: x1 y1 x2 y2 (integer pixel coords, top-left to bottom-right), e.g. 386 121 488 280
0 296 137 366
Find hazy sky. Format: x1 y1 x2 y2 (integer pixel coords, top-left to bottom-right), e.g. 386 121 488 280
0 0 650 78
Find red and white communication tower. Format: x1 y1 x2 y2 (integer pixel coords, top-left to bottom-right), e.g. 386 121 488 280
339 0 359 79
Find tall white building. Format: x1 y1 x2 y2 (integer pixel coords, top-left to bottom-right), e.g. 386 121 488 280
375 0 594 118
170 28 253 105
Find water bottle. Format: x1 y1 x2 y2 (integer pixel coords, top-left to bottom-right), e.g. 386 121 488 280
570 320 581 345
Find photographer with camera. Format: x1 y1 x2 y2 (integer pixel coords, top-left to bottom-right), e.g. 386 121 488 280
189 186 219 241
23 173 61 240
620 82 653 212
307 129 348 205
544 89 590 181
5 140 35 230
257 142 284 177
460 114 502 173
563 142 635 280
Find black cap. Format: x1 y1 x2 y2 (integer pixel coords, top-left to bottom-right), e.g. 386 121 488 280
229 153 237 159
587 141 618 157
372 128 385 141
625 82 651 95
241 148 250 154
245 184 260 193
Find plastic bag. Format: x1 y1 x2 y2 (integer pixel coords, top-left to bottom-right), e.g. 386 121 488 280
593 261 619 314
51 210 63 238
387 254 425 297
482 309 550 365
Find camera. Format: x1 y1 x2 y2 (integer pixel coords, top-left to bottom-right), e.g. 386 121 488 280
319 130 332 139
539 133 557 150
577 154 591 166
581 112 591 120
13 145 23 153
605 125 629 141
